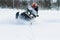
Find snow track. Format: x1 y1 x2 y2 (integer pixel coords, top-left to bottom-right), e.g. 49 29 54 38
0 8 60 40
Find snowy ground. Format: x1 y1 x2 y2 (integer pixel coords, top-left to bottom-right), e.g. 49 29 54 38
0 8 60 40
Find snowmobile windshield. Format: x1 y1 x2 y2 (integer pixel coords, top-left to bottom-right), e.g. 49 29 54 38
28 6 38 15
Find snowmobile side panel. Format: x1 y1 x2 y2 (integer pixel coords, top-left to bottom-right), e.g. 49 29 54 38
20 12 32 21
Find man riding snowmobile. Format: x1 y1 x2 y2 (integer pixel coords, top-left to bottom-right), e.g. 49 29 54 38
16 2 39 20
31 2 38 12
27 2 39 17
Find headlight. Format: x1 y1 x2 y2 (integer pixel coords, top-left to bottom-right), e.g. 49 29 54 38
30 14 33 17
28 12 30 15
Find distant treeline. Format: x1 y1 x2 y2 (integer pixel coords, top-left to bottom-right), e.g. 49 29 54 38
0 0 28 9
0 0 60 9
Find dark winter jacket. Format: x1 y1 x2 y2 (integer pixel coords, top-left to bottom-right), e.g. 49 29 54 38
34 6 38 12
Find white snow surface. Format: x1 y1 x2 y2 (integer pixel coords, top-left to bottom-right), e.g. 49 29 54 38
0 8 60 40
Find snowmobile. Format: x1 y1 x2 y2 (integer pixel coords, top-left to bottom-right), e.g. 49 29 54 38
16 6 39 21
